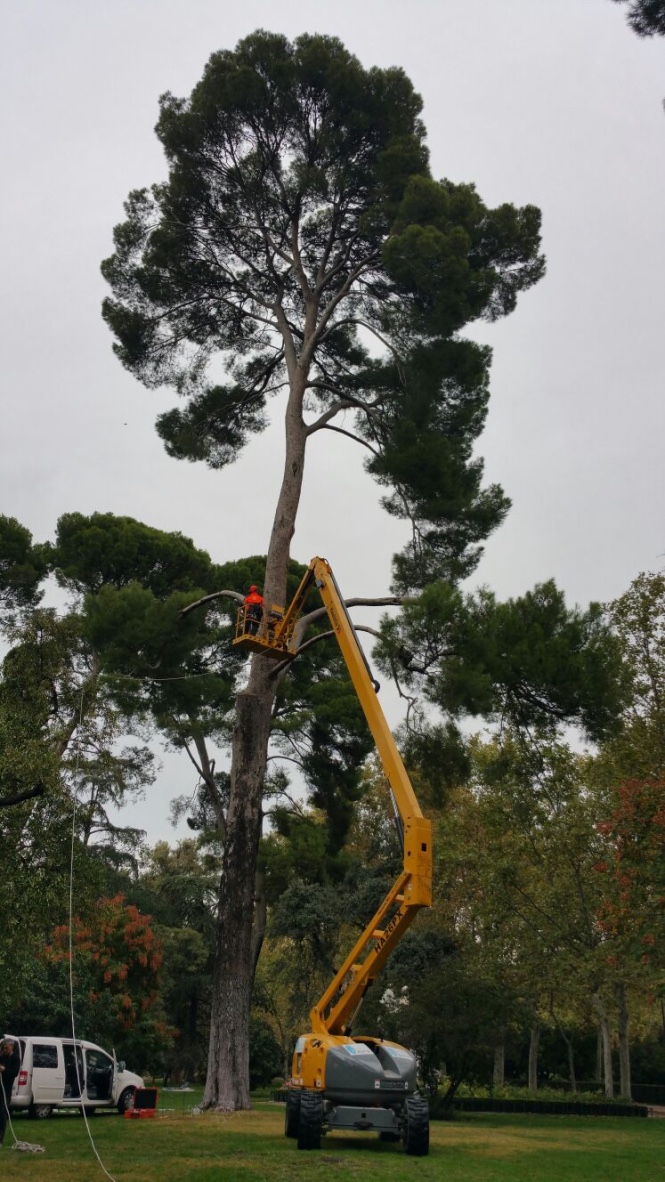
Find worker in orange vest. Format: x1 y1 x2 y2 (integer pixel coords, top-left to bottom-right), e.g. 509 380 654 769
243 585 264 635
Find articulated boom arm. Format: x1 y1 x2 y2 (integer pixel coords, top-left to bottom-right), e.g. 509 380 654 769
236 557 432 1036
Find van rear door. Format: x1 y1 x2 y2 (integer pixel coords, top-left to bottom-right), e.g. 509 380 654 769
31 1042 65 1103
13 1038 25 1098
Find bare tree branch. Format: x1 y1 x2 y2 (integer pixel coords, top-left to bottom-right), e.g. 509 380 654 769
297 597 405 636
318 425 380 454
293 622 381 658
183 734 227 839
179 589 244 619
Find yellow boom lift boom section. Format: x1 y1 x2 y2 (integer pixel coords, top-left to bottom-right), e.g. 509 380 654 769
234 557 432 1037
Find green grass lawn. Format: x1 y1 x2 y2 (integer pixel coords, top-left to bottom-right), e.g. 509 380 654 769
1 1101 663 1182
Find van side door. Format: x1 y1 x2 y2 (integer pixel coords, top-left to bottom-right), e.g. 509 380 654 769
31 1042 65 1103
84 1047 114 1105
62 1042 85 1102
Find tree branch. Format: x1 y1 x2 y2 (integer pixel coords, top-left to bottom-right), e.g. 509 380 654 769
190 731 227 839
270 600 405 677
293 623 381 659
318 424 379 453
304 387 383 435
179 589 244 619
301 259 378 367
297 597 405 635
0 781 46 809
272 297 299 378
52 659 101 760
319 316 405 372
290 212 313 305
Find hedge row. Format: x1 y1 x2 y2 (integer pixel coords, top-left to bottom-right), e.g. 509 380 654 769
442 1097 648 1118
272 1090 648 1118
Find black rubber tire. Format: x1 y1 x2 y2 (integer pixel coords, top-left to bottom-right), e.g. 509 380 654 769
379 1131 401 1143
117 1087 136 1115
404 1095 429 1157
285 1090 301 1138
296 1091 323 1150
28 1103 52 1120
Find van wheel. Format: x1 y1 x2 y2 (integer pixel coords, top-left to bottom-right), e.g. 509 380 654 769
28 1103 52 1120
117 1087 136 1115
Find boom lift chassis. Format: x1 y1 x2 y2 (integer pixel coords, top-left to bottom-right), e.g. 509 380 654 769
234 558 432 1155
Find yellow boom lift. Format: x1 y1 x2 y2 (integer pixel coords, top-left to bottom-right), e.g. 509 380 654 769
234 558 432 1154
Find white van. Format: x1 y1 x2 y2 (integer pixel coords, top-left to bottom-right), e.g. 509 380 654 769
4 1035 143 1119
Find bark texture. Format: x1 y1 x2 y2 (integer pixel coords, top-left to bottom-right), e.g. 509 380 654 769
559 1024 577 1094
592 993 614 1098
203 686 273 1109
616 981 632 1099
493 1043 505 1088
527 1021 540 1092
550 1000 577 1093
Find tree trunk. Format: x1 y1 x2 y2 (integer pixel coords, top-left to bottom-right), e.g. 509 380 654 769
251 867 267 978
203 375 308 1110
493 1042 505 1088
561 1027 577 1094
550 1001 577 1093
189 992 198 1044
595 1026 602 1083
262 381 308 612
528 1021 540 1092
203 686 274 1109
592 993 614 1098
616 982 632 1100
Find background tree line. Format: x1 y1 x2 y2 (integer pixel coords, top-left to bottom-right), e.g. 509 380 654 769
1 505 663 1099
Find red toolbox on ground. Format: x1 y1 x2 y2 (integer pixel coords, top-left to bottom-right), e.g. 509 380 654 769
124 1087 159 1119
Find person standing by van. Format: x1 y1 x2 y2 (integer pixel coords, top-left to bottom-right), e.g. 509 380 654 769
0 1038 20 1144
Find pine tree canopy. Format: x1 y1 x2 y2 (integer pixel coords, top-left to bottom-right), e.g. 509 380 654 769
102 30 546 588
612 0 665 36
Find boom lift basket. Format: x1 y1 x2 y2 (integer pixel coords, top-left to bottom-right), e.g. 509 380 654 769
233 605 292 657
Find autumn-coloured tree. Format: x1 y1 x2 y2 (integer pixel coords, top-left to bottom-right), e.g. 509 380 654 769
45 894 165 1044
596 778 665 955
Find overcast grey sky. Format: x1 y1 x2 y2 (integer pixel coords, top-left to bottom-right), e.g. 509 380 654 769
1 0 663 840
